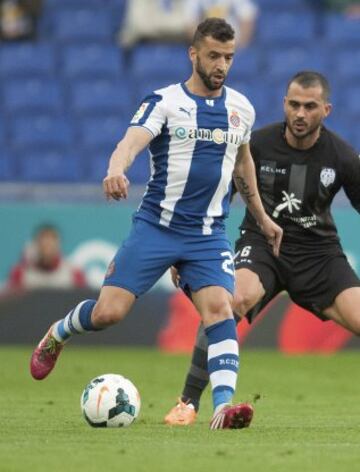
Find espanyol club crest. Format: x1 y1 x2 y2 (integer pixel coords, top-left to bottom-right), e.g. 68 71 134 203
229 111 241 128
320 168 336 187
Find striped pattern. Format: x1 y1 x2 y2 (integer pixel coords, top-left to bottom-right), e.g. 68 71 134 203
53 299 96 343
205 319 239 409
130 83 255 235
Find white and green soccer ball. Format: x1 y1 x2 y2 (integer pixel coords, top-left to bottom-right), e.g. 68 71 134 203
81 373 141 427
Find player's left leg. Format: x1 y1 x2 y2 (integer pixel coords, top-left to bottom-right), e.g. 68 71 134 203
296 253 360 333
30 218 178 380
322 287 360 334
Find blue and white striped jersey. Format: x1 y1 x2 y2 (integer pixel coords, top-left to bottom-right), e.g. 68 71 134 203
129 82 255 235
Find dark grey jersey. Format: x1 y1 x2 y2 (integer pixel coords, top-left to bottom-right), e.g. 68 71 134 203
241 123 360 244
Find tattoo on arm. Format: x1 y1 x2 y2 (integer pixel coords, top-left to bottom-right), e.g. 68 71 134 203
234 176 255 203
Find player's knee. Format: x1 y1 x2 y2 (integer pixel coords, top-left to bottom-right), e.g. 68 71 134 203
202 299 233 325
92 300 127 327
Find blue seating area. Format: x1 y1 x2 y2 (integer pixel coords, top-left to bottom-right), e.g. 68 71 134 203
0 0 359 183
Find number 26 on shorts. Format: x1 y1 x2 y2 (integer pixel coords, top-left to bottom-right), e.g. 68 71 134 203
221 251 235 276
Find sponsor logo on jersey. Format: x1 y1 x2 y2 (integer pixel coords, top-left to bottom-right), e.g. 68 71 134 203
229 111 241 128
178 107 193 117
320 167 336 187
260 165 287 175
174 126 242 145
131 102 149 124
272 190 302 218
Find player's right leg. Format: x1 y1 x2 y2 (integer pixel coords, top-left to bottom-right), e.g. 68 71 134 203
30 286 136 380
30 218 176 380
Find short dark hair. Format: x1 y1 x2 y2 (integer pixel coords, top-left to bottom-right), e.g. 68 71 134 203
192 17 235 47
287 71 331 101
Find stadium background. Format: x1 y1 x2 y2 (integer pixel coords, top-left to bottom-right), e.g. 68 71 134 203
1 0 360 352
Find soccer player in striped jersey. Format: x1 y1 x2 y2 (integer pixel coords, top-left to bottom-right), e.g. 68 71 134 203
164 70 360 426
30 17 282 429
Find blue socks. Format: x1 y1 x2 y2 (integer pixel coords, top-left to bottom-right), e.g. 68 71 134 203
205 318 239 410
53 299 99 342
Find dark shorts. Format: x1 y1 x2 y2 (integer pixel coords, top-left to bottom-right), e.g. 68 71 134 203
234 230 360 321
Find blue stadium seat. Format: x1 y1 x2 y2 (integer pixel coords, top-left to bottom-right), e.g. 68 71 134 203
324 13 360 46
256 0 310 10
226 80 272 120
45 0 108 6
62 45 123 78
10 115 74 148
228 47 262 81
264 47 330 82
85 146 150 184
3 79 64 114
0 43 56 78
132 77 177 102
0 115 5 145
70 78 133 116
17 148 82 182
50 8 113 43
131 44 191 82
78 115 128 147
84 146 110 182
325 120 359 151
256 12 316 45
337 86 360 118
0 150 14 181
334 50 360 82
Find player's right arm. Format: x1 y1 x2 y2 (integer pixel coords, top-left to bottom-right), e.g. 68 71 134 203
233 142 283 256
103 126 153 201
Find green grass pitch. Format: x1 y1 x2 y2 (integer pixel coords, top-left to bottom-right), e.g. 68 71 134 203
1 346 360 472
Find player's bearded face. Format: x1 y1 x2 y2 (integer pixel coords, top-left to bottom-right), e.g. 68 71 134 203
195 56 226 91
285 83 331 140
193 37 234 91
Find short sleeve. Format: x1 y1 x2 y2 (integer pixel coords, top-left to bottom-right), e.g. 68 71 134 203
242 104 256 144
129 92 166 138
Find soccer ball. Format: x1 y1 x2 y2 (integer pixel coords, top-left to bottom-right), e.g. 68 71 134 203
80 373 141 427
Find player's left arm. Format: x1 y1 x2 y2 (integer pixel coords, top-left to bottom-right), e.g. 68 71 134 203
233 142 283 256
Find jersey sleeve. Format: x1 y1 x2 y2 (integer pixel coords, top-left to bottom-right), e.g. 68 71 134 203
242 104 256 144
129 92 166 138
340 147 360 213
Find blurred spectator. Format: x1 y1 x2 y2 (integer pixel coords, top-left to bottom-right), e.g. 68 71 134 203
184 0 259 49
119 0 188 48
0 0 42 41
325 0 360 16
7 224 87 291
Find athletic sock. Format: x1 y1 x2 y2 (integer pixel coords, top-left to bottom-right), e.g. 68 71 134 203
205 318 239 411
181 314 242 411
52 299 100 343
181 324 209 411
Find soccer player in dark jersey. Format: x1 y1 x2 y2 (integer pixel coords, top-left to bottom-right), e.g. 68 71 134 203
164 70 360 426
